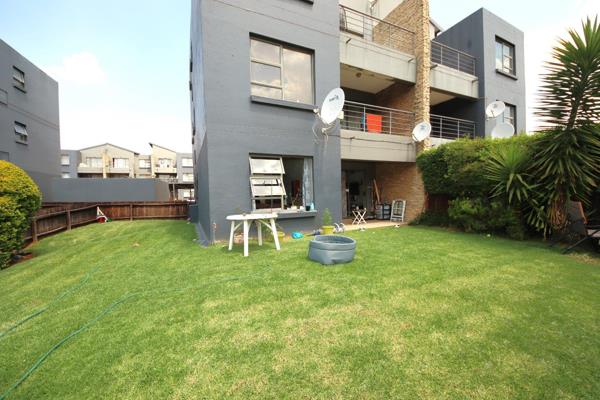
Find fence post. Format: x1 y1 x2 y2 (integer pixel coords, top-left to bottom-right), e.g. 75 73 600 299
66 210 72 230
130 203 133 221
31 218 38 242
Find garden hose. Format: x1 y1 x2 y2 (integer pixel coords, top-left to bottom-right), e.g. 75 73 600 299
0 266 272 400
0 265 100 341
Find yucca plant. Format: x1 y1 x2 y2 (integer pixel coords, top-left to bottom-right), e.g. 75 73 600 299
485 143 533 204
533 17 600 233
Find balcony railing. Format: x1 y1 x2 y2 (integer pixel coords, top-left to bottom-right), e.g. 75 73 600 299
430 114 475 139
431 41 476 75
341 101 415 136
339 5 415 55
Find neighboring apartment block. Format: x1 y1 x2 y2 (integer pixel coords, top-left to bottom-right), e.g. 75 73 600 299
60 143 195 200
190 0 526 242
0 39 60 200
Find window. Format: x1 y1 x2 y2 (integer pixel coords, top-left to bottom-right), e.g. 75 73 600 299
249 155 313 211
61 172 71 179
250 37 314 104
113 158 129 169
14 122 28 144
181 157 193 167
182 173 194 182
503 104 516 130
61 155 70 166
139 159 150 168
495 38 515 75
12 66 25 91
87 157 103 168
158 158 172 168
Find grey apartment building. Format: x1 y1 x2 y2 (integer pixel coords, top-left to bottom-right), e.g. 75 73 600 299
0 39 60 200
190 0 526 242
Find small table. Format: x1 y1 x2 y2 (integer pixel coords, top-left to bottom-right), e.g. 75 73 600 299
226 213 280 257
352 209 367 225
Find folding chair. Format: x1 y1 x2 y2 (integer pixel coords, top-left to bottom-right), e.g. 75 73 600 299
562 201 600 254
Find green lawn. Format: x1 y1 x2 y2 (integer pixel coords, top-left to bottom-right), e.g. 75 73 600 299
1 221 599 399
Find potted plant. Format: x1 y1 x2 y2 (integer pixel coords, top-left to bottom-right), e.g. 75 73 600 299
321 208 334 235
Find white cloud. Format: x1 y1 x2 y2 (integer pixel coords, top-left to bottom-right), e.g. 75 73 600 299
44 52 107 85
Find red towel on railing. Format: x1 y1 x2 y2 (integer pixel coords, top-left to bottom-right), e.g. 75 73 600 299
366 113 382 133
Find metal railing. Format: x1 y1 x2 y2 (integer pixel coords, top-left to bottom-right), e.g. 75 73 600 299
341 101 415 136
339 5 415 55
430 114 475 139
431 41 476 75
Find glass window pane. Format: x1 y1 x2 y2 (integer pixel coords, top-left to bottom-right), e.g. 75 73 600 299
249 157 284 174
495 42 503 69
282 48 313 104
251 62 281 86
251 84 282 99
250 39 280 65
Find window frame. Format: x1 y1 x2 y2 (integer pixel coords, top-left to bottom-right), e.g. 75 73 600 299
158 158 172 168
12 66 25 91
181 157 193 167
182 173 194 182
61 172 71 179
139 159 150 168
61 155 70 166
495 37 515 76
87 157 103 168
14 121 28 144
249 36 315 105
112 158 129 169
503 103 516 130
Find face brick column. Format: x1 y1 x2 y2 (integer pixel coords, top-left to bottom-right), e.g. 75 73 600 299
375 0 432 221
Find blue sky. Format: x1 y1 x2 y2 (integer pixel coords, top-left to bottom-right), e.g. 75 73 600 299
0 0 598 152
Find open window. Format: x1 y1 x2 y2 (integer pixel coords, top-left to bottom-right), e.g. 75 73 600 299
249 155 314 212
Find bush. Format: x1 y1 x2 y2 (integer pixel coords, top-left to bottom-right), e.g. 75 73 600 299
0 161 41 268
410 210 450 227
448 197 525 240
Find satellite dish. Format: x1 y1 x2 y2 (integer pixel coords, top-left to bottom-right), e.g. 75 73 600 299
486 101 506 119
412 121 431 142
491 122 515 138
318 88 345 125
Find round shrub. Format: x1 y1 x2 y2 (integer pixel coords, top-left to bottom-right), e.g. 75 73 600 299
0 161 41 268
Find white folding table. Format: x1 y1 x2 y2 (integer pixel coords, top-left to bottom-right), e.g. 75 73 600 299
352 209 367 225
226 213 280 257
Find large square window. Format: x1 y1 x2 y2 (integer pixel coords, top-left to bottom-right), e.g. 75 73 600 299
250 37 314 104
113 158 129 169
61 155 70 166
87 157 103 168
495 38 515 75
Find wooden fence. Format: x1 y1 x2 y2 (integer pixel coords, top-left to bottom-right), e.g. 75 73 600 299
25 201 190 243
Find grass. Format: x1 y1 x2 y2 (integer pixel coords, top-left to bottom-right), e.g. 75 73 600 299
1 221 599 399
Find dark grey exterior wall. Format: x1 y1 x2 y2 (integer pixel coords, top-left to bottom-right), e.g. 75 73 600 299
433 8 526 136
50 178 170 202
191 0 341 241
60 149 80 178
0 39 60 200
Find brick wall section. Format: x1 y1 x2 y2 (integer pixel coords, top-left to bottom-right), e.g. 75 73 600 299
375 162 426 222
375 82 415 136
374 0 432 222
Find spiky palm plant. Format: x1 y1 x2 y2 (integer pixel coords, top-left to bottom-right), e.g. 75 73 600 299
485 143 533 204
533 17 600 233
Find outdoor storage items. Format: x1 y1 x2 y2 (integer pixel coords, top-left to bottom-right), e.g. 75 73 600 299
308 235 356 265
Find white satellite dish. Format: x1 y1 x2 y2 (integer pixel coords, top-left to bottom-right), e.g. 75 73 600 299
486 100 506 119
491 122 515 138
318 88 345 125
412 121 431 142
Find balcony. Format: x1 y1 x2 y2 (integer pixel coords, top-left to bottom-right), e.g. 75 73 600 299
77 165 103 174
339 5 415 55
339 5 416 88
431 41 476 75
340 101 416 163
430 114 475 141
155 166 176 174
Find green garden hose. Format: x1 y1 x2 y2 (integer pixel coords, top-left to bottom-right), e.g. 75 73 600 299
0 266 271 400
0 265 100 341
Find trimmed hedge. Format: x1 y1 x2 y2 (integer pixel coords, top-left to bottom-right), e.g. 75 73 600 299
0 161 41 268
416 136 537 198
